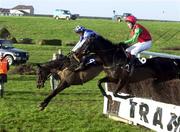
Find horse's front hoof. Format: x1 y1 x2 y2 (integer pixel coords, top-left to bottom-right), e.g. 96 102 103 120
37 83 45 89
38 102 47 111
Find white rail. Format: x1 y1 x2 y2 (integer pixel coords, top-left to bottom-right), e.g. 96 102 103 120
141 51 180 59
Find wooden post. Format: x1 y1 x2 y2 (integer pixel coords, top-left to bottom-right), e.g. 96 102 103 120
52 53 57 60
50 51 61 90
58 49 62 55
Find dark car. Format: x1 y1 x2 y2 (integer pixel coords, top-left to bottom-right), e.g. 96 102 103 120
0 39 29 65
122 13 132 19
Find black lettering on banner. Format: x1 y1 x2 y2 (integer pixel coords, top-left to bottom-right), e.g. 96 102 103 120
129 99 137 118
139 103 149 123
167 113 180 132
153 107 163 129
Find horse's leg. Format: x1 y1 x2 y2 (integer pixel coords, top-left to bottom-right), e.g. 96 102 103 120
113 78 133 99
39 80 69 111
98 76 110 97
98 76 118 98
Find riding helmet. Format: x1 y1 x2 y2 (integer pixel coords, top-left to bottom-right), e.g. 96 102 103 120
125 16 137 24
74 25 85 33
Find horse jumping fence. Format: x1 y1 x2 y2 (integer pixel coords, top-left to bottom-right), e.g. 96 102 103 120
49 49 180 131
103 51 180 132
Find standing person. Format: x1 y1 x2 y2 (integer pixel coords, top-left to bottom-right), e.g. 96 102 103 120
72 25 99 71
0 53 9 97
122 15 152 73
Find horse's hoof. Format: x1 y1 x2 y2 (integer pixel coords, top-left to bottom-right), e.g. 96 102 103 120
38 102 47 111
39 106 44 111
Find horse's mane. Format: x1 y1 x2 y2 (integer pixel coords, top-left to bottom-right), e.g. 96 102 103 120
90 36 128 53
87 36 128 64
41 54 70 71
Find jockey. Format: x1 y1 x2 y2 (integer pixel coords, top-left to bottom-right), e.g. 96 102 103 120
122 15 152 73
72 25 99 71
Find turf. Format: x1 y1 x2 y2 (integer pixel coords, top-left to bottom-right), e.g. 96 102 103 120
1 15 179 131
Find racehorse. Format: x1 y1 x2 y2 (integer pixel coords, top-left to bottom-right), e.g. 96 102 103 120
36 53 105 110
83 36 180 98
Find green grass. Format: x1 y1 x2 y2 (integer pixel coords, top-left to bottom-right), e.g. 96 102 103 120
1 16 179 131
2 73 153 132
1 16 180 51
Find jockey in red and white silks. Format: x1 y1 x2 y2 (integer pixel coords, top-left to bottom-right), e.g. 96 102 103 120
122 15 152 73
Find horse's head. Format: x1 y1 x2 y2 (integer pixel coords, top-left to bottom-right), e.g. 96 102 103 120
36 64 50 88
36 54 69 88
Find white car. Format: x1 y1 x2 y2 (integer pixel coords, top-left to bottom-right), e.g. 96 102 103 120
53 9 77 20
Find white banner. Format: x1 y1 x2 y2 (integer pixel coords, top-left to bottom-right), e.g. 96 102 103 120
103 84 180 132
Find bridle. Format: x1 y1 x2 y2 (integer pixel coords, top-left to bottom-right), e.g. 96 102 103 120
37 67 51 85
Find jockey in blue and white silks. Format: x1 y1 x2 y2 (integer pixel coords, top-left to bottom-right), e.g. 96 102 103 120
72 26 98 52
72 25 99 71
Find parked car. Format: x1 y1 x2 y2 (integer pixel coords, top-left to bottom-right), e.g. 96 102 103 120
113 13 132 22
122 13 132 19
114 15 123 22
0 39 29 65
53 9 78 20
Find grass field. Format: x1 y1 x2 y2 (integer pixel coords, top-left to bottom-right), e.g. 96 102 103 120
0 16 180 131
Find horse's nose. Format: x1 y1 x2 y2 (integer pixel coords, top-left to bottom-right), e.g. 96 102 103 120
37 83 44 89
37 84 40 89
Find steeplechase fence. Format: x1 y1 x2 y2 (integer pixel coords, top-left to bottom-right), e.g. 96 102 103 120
103 51 180 132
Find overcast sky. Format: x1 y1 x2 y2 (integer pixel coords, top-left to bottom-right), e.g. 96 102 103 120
0 0 180 21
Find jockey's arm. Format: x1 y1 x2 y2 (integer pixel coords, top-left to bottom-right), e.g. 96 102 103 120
72 31 96 53
72 38 87 52
124 28 142 44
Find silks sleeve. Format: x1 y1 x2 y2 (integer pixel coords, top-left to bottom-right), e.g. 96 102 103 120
124 28 142 44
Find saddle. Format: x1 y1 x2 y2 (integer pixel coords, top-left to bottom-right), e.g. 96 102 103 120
67 53 81 71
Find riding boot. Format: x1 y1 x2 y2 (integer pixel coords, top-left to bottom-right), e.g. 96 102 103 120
75 56 87 71
128 55 136 74
124 55 136 73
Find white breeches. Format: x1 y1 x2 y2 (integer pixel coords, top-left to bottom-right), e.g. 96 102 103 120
125 40 152 56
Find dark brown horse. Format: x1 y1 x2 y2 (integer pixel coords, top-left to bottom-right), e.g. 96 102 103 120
83 36 180 98
36 53 105 110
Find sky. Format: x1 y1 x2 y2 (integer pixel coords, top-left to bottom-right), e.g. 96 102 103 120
0 0 180 21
